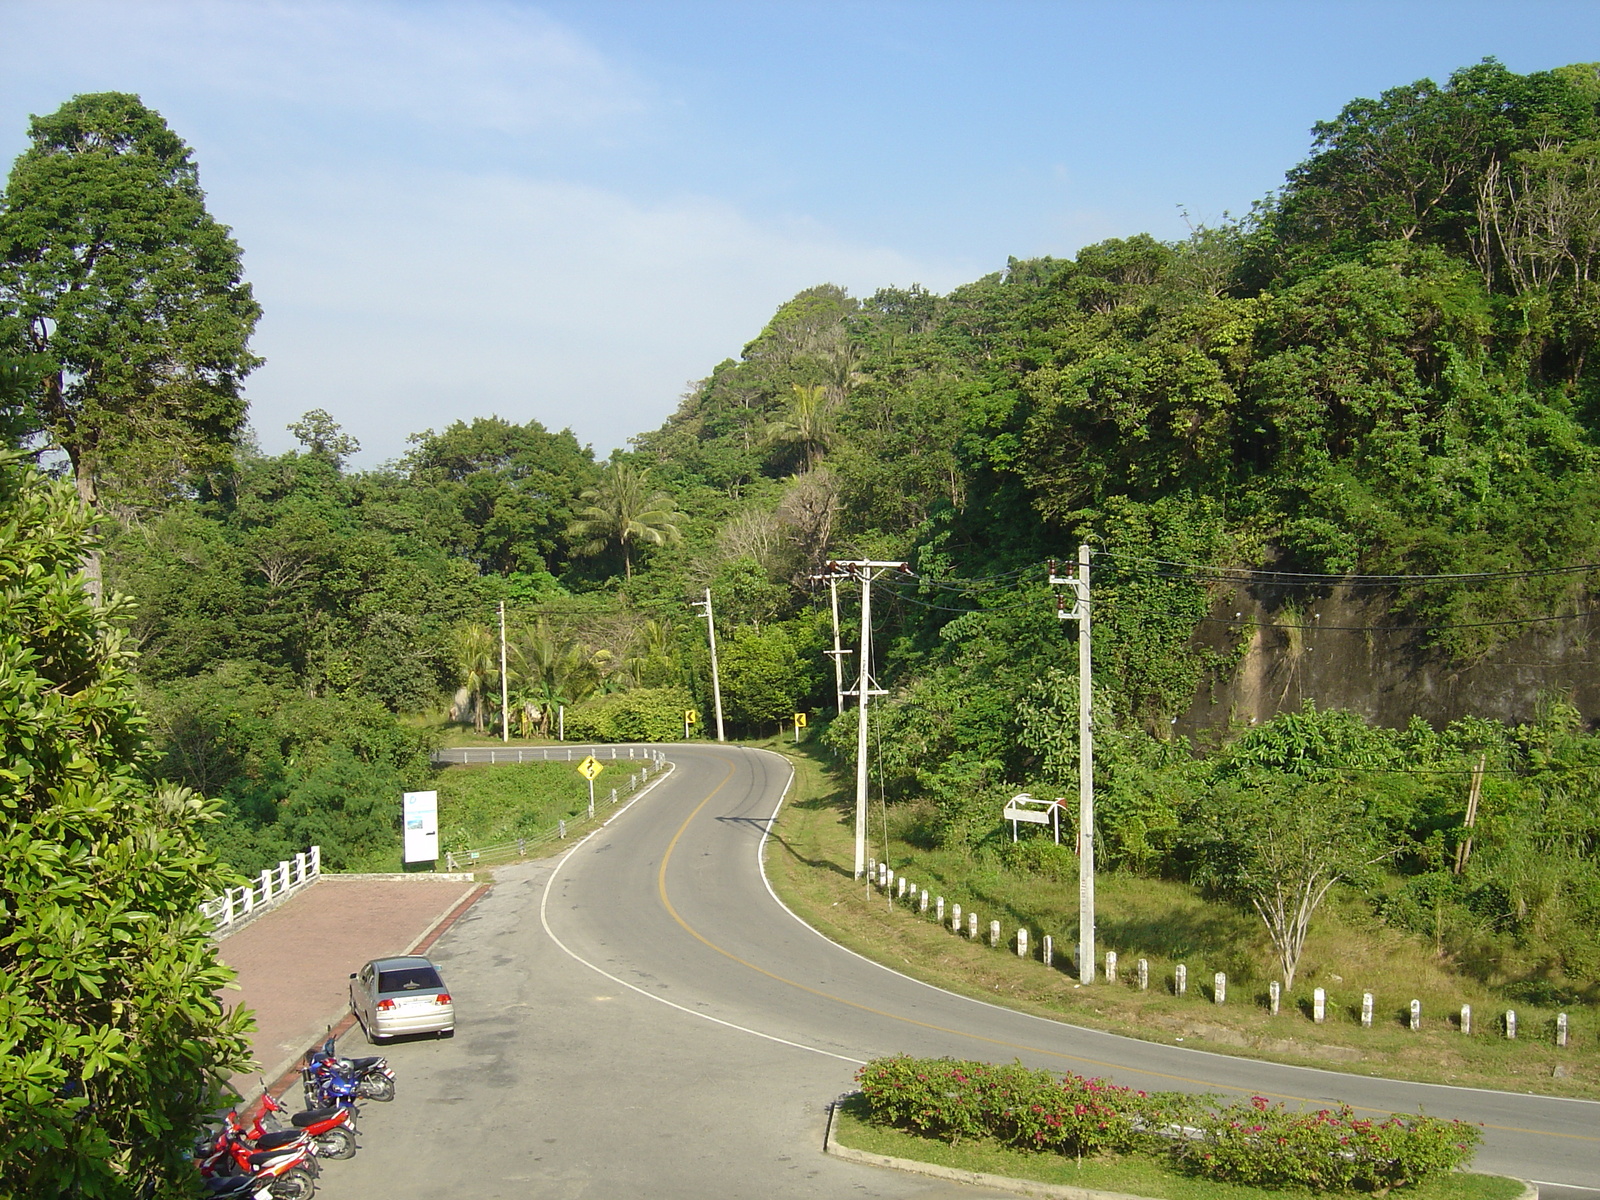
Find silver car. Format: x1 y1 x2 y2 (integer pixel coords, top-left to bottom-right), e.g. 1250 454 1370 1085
349 955 455 1043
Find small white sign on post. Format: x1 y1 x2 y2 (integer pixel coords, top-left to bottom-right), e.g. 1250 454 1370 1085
1003 793 1061 844
402 790 439 864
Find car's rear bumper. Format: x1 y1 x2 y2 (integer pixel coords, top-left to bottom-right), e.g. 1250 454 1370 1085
373 1004 454 1037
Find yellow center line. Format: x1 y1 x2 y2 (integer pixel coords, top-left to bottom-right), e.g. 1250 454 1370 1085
655 757 1599 1143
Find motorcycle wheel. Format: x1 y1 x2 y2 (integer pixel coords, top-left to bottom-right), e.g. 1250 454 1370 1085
268 1166 315 1200
357 1075 395 1102
314 1126 357 1160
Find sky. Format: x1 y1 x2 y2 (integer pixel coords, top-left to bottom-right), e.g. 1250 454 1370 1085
3 0 1600 466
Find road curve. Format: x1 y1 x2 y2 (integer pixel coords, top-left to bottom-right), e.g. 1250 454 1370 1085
545 744 1600 1191
317 743 1597 1198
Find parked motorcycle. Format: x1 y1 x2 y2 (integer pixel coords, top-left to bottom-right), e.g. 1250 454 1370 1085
252 1085 358 1160
194 1118 317 1200
308 1036 396 1102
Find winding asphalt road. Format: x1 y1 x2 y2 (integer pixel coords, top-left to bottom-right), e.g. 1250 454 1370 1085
321 745 1600 1197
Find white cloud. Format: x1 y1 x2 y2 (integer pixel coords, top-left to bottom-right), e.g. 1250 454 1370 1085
242 164 970 461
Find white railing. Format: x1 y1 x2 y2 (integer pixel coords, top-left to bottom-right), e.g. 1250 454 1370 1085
202 846 321 932
432 744 665 766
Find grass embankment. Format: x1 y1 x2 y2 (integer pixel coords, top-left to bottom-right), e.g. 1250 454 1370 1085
828 1098 1522 1200
343 756 594 872
763 747 1600 1101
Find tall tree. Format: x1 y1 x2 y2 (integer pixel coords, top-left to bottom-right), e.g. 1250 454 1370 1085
566 462 684 579
0 453 252 1197
0 92 260 568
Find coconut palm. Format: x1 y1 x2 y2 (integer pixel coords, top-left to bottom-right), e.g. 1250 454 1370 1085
510 619 612 733
566 463 685 579
764 383 836 471
449 621 498 734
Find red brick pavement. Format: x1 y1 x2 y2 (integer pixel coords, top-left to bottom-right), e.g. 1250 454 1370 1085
215 875 484 1098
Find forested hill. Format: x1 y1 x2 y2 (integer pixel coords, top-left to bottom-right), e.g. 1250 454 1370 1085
8 61 1600 891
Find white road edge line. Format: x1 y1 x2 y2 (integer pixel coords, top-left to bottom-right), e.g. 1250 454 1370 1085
745 747 1600 1111
538 747 864 1066
1530 1183 1600 1193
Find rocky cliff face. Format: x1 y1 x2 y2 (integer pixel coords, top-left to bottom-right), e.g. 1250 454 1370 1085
1180 586 1600 735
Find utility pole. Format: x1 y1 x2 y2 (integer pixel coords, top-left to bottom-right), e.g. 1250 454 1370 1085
1051 546 1094 983
830 559 908 878
691 589 726 742
498 600 510 743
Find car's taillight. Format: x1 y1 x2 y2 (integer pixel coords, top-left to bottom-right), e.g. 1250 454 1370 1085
377 998 395 1011
436 993 451 1005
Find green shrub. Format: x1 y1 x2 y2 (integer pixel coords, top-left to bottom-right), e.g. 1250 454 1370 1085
1181 1096 1482 1193
854 1057 1480 1193
563 685 692 743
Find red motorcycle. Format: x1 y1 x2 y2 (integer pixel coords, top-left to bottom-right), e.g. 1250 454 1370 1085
251 1085 358 1160
195 1115 317 1200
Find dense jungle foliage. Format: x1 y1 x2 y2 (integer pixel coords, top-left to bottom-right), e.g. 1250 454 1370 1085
9 62 1600 1012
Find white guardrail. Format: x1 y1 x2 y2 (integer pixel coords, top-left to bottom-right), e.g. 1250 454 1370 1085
431 745 668 869
201 846 321 932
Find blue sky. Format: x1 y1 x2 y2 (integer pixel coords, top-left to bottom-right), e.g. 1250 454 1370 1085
3 0 1600 465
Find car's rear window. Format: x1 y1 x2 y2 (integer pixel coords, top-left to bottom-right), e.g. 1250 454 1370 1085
378 966 443 993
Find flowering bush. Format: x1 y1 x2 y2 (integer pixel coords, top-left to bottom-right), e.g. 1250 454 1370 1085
1180 1096 1482 1194
853 1058 1481 1193
853 1056 1182 1155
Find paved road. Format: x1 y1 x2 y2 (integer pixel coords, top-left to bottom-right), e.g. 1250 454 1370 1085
318 745 1600 1197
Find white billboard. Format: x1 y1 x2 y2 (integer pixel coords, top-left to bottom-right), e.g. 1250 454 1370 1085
402 790 439 864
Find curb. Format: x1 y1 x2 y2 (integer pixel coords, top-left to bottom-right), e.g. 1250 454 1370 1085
822 1103 1537 1200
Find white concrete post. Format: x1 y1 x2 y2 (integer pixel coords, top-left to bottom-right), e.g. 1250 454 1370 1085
989 919 1001 948
1175 963 1187 997
950 902 960 931
1313 988 1326 1023
277 861 290 892
1043 935 1053 967
886 868 895 891
897 877 907 899
1361 993 1373 1027
1409 999 1421 1031
968 912 978 940
1016 928 1028 958
1213 972 1226 1004
1105 951 1117 983
920 889 929 914
260 868 273 902
937 897 945 923
1506 1010 1517 1040
1461 1004 1472 1035
310 845 322 874
1558 1012 1569 1047
558 819 566 839
1137 958 1148 992
1269 980 1280 1015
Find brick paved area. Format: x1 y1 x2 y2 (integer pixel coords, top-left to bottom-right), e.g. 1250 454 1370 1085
215 875 483 1097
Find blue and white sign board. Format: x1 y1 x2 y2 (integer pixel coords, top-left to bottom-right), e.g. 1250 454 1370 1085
402 790 439 863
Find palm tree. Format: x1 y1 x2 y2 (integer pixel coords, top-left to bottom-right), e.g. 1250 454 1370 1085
510 619 612 733
566 463 684 579
449 622 498 734
764 383 836 471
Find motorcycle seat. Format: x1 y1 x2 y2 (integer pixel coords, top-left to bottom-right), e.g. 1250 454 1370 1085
291 1107 342 1127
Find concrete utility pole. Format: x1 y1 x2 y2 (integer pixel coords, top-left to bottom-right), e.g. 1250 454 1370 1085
1050 546 1094 983
499 600 510 743
691 589 726 742
829 559 908 878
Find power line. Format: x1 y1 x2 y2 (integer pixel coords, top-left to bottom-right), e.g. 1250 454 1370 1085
1198 609 1595 632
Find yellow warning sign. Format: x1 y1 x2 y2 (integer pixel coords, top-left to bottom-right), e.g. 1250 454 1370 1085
685 709 698 724
577 755 604 781
794 712 808 728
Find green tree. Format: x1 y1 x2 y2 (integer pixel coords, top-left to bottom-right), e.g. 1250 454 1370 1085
764 382 836 471
719 624 804 729
0 93 261 545
0 454 252 1197
450 622 498 734
567 462 684 579
287 408 361 468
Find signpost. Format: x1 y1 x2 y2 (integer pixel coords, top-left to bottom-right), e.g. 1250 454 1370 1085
577 754 604 816
1002 793 1061 844
685 709 698 740
793 711 807 743
402 790 439 864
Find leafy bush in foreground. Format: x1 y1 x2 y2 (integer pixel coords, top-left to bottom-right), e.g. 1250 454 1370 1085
854 1056 1480 1193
